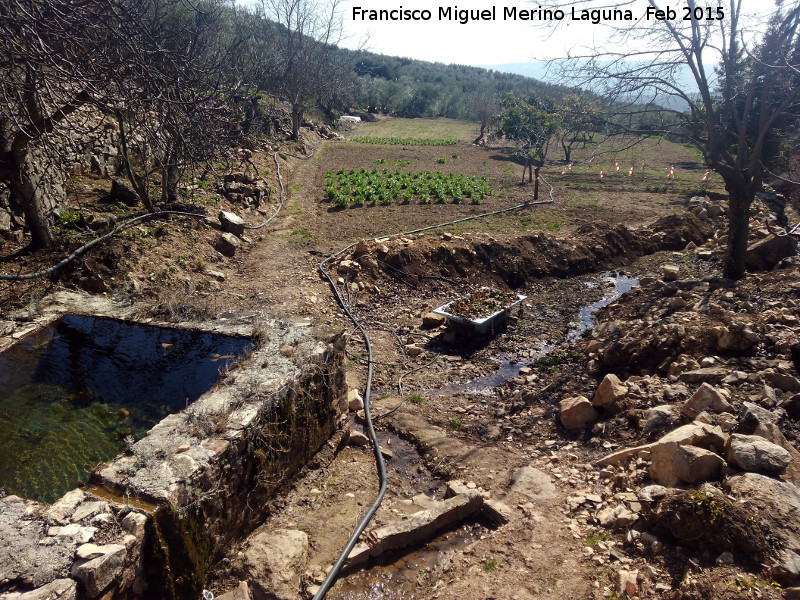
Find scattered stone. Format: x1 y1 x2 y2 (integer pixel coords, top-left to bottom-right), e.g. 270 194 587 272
219 211 245 237
643 405 678 438
238 529 309 600
593 374 628 408
421 312 445 329
597 444 653 467
560 396 598 430
71 543 127 598
71 501 107 523
404 344 423 357
765 373 800 393
711 323 759 352
216 581 251 600
349 429 369 447
681 383 732 420
481 499 513 526
4 579 77 600
784 395 800 420
345 492 483 569
109 179 139 205
725 473 800 585
745 234 797 271
205 269 226 282
214 232 241 257
616 569 639 598
597 504 638 528
649 442 725 487
678 368 729 384
662 264 680 281
726 434 792 475
347 389 364 411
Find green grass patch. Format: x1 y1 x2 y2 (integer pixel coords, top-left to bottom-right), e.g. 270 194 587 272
585 531 611 548
355 117 474 141
352 136 459 146
407 393 428 405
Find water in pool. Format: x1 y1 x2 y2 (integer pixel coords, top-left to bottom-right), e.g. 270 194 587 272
0 315 252 503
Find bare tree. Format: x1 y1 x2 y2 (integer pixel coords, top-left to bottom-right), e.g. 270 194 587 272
259 0 351 140
539 0 800 279
0 0 123 248
103 0 246 210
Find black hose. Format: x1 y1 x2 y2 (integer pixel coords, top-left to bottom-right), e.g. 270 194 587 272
312 190 555 598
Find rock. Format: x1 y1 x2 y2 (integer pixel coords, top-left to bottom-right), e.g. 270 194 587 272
712 323 759 352
653 421 727 452
681 383 732 420
216 581 252 600
649 442 725 487
71 501 107 523
76 543 106 560
205 269 226 282
349 429 369 447
593 374 628 408
745 234 797 271
121 512 147 542
404 344 423 357
109 179 139 205
421 312 445 329
785 394 800 420
643 405 679 438
662 264 680 281
347 389 364 411
597 444 653 467
5 579 77 600
559 396 598 430
87 213 117 231
345 492 483 569
71 544 127 598
716 551 735 565
765 373 800 393
481 499 513 526
617 569 639 598
238 529 308 600
214 232 241 257
597 504 638 528
726 473 800 584
219 211 245 236
726 433 792 475
509 466 558 501
678 368 729 384
47 489 87 524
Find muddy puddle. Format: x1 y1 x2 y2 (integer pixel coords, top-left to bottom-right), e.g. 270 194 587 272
433 272 638 395
328 522 486 600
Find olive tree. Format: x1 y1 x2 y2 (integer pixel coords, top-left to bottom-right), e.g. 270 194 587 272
496 92 559 185
538 0 800 279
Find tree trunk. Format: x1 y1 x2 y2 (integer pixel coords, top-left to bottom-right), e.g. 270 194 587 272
10 144 54 249
533 167 540 201
291 104 302 141
723 187 753 280
473 122 486 145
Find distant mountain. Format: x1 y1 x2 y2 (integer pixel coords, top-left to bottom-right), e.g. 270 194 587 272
479 61 716 111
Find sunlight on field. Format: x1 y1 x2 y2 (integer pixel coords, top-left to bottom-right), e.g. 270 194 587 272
354 118 478 142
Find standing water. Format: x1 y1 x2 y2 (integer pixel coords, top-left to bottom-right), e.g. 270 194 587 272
0 315 252 503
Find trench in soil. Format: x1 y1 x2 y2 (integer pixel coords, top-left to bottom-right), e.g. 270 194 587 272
320 271 639 598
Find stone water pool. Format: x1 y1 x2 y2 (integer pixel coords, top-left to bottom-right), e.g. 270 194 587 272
0 315 252 503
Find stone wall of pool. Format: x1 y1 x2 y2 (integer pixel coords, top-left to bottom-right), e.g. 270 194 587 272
0 292 347 600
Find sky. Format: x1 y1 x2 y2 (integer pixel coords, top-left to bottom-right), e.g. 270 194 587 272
338 0 614 66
